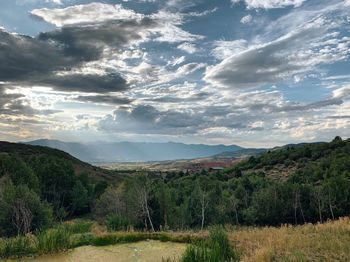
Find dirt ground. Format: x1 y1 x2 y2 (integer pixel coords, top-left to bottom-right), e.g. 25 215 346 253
18 240 186 262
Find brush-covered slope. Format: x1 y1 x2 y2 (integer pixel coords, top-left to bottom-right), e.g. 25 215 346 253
226 136 350 180
0 141 117 181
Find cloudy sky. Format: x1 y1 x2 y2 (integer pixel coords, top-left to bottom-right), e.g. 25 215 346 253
0 0 350 147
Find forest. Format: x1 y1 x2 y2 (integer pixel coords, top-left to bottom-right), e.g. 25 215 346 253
0 136 349 237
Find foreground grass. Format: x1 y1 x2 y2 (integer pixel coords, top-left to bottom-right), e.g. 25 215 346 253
1 218 349 261
230 217 350 262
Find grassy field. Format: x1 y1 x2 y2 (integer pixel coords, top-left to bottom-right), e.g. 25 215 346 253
1 218 350 261
230 217 350 262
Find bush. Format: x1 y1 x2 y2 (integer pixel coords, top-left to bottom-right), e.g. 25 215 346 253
182 226 239 262
0 180 53 237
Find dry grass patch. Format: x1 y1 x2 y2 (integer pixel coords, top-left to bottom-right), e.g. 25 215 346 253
230 217 350 262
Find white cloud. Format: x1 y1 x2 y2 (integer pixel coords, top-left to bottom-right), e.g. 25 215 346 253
177 42 198 53
232 0 306 9
168 56 186 66
31 3 143 27
240 14 252 24
211 40 248 60
46 0 62 4
149 11 205 43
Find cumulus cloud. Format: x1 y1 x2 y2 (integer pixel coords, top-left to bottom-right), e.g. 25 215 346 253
98 104 203 134
0 16 159 93
0 29 74 82
38 19 156 61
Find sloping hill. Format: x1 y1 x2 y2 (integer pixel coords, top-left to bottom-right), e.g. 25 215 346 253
226 136 350 180
0 141 116 181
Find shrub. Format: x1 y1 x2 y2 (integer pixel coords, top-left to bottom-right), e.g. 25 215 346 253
181 226 239 262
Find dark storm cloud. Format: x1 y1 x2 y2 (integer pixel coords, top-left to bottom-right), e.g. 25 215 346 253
38 18 157 61
76 94 132 105
38 73 128 93
0 17 157 93
0 30 73 81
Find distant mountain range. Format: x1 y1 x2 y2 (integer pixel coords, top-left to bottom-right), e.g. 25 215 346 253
24 139 246 162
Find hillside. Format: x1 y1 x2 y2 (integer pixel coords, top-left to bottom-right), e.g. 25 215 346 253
226 136 350 180
0 141 125 236
25 139 243 162
0 141 116 181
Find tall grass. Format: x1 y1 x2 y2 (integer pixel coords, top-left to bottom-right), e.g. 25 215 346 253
0 219 93 258
36 220 93 253
0 235 35 258
231 217 350 262
36 227 71 253
182 226 239 262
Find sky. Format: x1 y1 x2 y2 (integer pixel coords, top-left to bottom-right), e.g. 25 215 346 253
0 0 349 147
